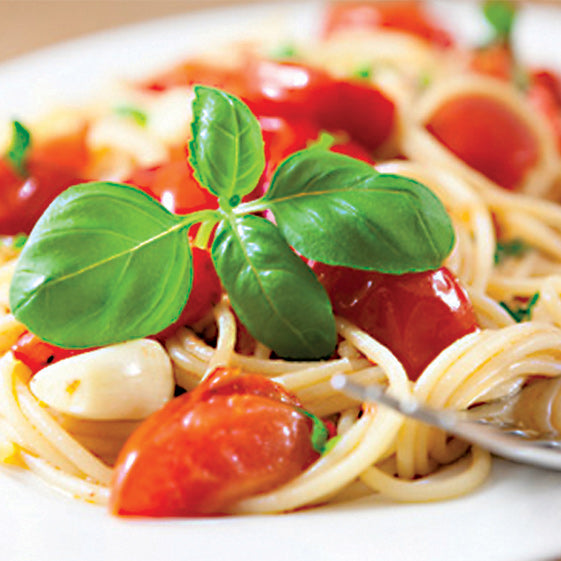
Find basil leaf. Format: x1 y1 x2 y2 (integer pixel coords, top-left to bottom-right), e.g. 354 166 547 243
189 85 265 201
212 214 336 360
264 150 455 273
483 1 516 41
6 120 31 176
10 182 192 348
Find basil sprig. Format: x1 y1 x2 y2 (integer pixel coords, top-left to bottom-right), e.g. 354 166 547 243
5 120 31 177
482 1 516 42
9 85 455 360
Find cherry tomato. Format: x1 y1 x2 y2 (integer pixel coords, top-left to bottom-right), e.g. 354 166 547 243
127 146 217 214
0 160 85 236
30 126 90 172
154 246 222 340
323 1 453 47
110 367 319 517
12 331 86 374
528 70 561 153
0 130 89 236
315 79 395 152
426 94 539 190
470 43 514 82
243 59 395 153
248 115 376 202
311 264 478 380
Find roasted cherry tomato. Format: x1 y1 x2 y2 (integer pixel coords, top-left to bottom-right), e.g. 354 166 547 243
528 70 561 153
243 59 395 153
110 367 319 517
154 246 222 340
0 130 89 235
311 264 479 380
248 115 375 201
323 1 453 47
127 145 217 214
12 331 86 374
470 43 514 82
426 94 539 190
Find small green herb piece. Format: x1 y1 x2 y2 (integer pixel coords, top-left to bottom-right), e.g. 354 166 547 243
500 293 540 323
483 1 517 42
494 238 531 264
418 71 433 89
306 131 337 151
12 234 28 250
270 43 299 60
212 214 336 360
297 408 330 454
5 120 31 177
189 85 265 200
9 183 196 348
353 65 373 80
114 105 148 127
264 150 455 273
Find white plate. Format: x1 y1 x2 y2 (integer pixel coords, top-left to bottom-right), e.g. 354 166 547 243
3 3 561 560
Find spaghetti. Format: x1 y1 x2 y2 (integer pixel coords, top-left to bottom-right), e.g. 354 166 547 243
2 0 561 515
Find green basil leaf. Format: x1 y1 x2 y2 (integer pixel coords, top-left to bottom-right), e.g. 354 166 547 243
483 1 516 41
264 150 455 273
189 85 265 201
10 182 192 348
212 214 336 360
6 120 31 176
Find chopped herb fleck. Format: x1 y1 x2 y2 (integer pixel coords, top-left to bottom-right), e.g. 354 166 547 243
354 65 373 80
494 238 531 265
114 105 148 127
500 293 540 322
270 43 298 60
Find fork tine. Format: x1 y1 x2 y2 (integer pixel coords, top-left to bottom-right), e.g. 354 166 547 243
331 374 561 471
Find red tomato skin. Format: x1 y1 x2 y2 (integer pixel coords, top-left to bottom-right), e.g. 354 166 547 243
154 246 222 340
127 146 217 215
315 79 395 152
470 43 514 82
528 70 561 153
0 129 89 236
12 332 86 374
323 1 453 47
248 115 376 202
243 60 395 153
426 95 539 190
0 160 85 236
311 264 478 380
110 368 318 517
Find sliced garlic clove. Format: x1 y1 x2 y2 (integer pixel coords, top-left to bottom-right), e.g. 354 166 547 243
30 339 174 421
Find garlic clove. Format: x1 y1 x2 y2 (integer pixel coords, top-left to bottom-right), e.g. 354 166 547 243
30 339 174 421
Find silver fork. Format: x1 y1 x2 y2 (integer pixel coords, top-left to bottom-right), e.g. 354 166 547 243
331 374 561 471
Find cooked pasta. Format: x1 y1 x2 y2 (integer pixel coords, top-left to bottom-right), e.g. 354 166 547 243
2 0 561 516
